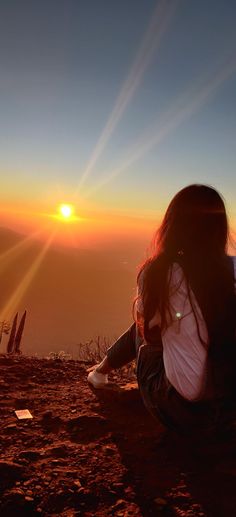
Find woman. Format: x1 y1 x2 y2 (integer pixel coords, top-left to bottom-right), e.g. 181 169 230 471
88 185 236 434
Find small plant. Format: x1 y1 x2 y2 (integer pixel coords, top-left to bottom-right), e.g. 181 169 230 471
75 336 136 380
6 313 18 354
14 310 27 354
76 335 110 363
0 320 11 346
47 351 72 361
6 310 27 354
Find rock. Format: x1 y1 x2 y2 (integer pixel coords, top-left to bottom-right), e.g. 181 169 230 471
112 499 127 509
0 461 25 487
12 488 24 495
19 450 41 461
73 480 82 489
5 424 17 431
48 445 68 457
23 480 32 486
154 497 168 507
103 445 116 455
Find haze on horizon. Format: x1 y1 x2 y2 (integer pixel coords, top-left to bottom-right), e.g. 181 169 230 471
0 0 236 353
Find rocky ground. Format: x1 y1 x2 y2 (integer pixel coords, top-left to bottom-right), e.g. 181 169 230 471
0 355 236 516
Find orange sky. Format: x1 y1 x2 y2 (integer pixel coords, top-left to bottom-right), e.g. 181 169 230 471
0 198 161 252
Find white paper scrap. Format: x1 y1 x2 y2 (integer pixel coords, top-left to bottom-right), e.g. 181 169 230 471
14 409 33 420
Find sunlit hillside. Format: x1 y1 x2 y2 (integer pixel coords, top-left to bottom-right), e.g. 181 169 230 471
0 227 146 356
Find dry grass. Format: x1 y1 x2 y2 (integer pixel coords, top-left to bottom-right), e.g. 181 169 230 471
76 335 110 363
76 336 136 380
47 336 136 381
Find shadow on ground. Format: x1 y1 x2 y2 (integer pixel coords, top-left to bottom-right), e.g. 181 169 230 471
93 381 236 517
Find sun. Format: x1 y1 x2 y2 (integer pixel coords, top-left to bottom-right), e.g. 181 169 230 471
51 203 82 224
58 204 74 220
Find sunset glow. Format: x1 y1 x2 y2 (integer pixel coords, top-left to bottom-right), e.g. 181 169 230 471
0 2 235 245
59 204 74 220
0 0 235 400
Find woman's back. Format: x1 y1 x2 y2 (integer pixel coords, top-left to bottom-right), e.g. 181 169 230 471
143 257 236 401
138 185 236 404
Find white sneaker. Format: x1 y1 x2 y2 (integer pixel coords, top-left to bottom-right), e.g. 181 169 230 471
87 369 109 388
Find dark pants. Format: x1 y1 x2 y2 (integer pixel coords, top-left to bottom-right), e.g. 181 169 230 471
107 323 229 435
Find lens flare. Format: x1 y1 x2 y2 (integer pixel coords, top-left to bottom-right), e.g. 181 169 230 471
76 0 178 193
85 55 236 196
0 231 56 321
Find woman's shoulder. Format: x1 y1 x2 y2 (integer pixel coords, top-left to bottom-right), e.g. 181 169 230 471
230 255 236 265
137 256 183 277
137 265 147 290
229 256 236 278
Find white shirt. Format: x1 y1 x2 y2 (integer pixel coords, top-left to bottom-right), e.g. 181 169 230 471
136 257 236 401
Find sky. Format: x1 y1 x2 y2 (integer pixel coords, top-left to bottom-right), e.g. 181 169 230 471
0 0 236 247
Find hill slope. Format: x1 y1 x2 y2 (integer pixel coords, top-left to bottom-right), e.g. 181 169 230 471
0 227 141 355
1 355 236 516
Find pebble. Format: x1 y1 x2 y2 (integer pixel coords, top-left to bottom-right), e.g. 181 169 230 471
12 488 24 495
154 497 168 507
23 480 32 486
73 480 82 489
113 499 126 508
103 445 115 455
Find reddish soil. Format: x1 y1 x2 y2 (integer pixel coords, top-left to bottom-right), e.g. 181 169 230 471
0 355 235 516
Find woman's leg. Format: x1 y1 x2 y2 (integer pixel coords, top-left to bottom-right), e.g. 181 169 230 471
88 323 140 386
136 341 219 434
106 322 142 369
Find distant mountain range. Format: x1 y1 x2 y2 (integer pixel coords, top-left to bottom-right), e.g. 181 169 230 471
0 227 145 356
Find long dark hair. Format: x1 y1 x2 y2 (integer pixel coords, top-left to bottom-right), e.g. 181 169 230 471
137 184 235 350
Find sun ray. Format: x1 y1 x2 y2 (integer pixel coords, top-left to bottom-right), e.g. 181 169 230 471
85 55 236 196
0 227 48 271
0 230 56 322
76 0 178 193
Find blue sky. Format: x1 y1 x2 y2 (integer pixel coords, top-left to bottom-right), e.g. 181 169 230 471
0 0 236 228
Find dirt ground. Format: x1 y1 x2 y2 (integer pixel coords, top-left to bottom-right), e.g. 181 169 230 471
0 355 236 516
